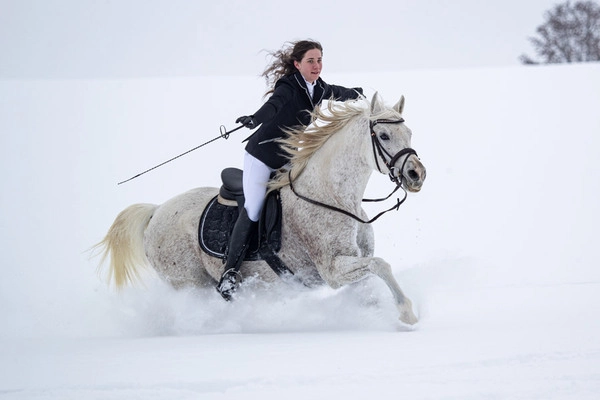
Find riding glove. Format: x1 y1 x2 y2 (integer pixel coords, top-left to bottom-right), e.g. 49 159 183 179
236 115 257 129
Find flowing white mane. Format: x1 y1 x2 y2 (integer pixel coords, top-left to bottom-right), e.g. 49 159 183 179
269 96 402 190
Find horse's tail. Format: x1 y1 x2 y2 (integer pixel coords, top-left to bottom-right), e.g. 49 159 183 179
93 203 158 290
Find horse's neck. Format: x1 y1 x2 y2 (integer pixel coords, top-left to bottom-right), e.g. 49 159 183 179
300 126 372 205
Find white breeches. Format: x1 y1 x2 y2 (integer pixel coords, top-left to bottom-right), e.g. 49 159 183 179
243 151 275 222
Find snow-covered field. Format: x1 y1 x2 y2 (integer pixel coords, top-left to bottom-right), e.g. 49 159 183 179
1 63 599 399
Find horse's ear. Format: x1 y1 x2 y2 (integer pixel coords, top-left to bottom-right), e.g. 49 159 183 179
370 92 384 115
393 95 405 115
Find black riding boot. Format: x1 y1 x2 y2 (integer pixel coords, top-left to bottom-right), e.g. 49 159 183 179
216 208 256 300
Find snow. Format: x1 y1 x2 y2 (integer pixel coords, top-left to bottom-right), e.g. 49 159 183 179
1 62 599 399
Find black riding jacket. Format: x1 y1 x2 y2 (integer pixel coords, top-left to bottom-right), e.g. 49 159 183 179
244 71 363 169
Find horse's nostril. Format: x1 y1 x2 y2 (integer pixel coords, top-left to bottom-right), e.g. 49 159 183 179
408 170 419 181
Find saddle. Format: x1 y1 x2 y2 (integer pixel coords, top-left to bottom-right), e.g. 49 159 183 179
198 168 292 277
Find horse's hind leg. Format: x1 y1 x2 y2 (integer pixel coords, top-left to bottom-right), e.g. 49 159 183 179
144 224 214 289
328 256 418 325
143 188 218 289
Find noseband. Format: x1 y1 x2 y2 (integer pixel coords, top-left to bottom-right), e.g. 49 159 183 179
287 117 419 224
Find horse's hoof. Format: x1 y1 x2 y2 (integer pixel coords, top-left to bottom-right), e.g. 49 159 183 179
398 301 419 325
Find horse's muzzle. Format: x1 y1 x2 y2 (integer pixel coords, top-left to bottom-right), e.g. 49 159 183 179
402 156 426 192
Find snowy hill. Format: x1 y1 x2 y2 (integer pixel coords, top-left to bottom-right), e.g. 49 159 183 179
0 63 599 399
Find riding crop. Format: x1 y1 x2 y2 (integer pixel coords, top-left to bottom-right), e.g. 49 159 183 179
117 124 244 185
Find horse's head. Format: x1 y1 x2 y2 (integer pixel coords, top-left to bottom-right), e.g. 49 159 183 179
369 93 426 192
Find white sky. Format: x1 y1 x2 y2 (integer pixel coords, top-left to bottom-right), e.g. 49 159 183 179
1 0 560 79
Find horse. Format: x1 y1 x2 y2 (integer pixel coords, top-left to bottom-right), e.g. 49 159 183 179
95 93 427 326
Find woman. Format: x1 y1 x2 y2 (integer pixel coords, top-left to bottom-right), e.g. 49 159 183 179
217 39 364 300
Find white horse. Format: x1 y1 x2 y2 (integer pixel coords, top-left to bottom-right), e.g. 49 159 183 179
95 93 427 326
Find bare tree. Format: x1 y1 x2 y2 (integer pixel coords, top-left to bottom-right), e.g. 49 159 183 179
520 1 600 64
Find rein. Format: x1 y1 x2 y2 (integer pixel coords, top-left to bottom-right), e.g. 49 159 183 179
288 170 407 224
288 118 417 224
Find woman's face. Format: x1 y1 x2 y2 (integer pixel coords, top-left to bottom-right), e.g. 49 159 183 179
294 48 322 83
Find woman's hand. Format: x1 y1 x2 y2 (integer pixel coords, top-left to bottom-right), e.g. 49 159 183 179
236 116 257 129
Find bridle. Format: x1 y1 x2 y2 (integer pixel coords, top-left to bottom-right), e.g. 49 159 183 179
369 118 418 185
288 118 419 224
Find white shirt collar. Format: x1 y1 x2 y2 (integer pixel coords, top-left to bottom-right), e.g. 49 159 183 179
303 78 316 97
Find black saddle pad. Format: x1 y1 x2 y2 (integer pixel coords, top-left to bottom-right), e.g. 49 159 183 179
198 190 282 261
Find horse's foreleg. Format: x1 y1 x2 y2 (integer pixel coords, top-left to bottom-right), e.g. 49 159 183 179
366 258 418 325
327 256 418 325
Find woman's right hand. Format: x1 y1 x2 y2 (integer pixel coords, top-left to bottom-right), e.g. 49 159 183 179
236 116 257 129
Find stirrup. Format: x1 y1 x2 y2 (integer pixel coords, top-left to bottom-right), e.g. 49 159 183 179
216 268 243 301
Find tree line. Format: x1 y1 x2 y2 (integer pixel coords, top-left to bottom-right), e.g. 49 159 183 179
520 0 600 64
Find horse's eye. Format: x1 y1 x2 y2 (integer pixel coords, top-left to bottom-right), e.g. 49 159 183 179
380 133 390 141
